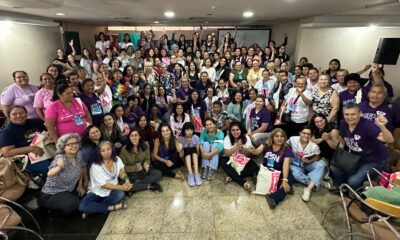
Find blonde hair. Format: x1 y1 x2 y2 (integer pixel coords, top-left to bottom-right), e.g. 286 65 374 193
265 128 289 157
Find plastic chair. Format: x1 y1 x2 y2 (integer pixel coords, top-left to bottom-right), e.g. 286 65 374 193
322 167 400 240
0 182 43 240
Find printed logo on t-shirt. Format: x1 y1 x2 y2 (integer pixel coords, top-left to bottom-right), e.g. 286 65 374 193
361 113 376 121
344 137 363 152
264 152 280 163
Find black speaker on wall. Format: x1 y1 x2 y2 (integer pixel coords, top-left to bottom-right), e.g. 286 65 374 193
63 31 81 55
373 38 400 65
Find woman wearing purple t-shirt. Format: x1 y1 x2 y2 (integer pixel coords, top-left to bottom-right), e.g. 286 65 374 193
331 102 393 190
251 128 294 209
248 95 272 147
1 71 39 120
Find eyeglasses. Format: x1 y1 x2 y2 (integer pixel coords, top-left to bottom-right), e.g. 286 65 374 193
66 141 80 147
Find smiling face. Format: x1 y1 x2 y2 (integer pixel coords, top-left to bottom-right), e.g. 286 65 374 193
254 97 264 109
129 130 140 145
83 81 94 94
114 106 124 118
64 137 80 155
272 131 285 146
41 74 54 88
9 107 27 125
368 86 385 105
100 143 112 160
14 71 29 88
103 115 115 128
88 127 101 141
47 66 59 79
205 120 216 133
161 125 171 139
138 116 147 128
343 107 360 126
299 129 312 143
314 116 326 131
234 92 242 103
318 75 329 88
230 125 241 139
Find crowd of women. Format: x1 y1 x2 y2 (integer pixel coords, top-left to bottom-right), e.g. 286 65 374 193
0 29 399 218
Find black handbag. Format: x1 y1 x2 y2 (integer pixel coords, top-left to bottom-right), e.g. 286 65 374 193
331 137 361 175
280 93 302 124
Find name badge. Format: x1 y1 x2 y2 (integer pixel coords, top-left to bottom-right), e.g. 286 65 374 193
288 103 296 111
267 156 275 168
91 104 102 115
74 115 84 126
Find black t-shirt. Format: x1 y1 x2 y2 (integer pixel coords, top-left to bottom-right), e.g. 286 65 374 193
0 119 46 148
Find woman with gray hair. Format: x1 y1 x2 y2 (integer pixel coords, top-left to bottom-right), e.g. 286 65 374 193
39 133 86 214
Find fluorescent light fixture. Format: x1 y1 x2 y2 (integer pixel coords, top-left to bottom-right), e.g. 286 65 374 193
56 12 66 16
367 24 376 31
164 11 175 18
154 21 160 24
243 11 254 18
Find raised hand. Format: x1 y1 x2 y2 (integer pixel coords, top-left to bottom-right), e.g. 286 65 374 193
69 39 74 47
375 114 388 127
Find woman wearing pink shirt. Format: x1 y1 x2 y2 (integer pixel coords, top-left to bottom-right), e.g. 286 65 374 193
45 83 92 142
34 73 55 121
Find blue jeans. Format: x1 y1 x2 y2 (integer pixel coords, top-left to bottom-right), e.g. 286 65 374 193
26 159 51 179
202 142 220 170
79 190 125 215
330 160 387 190
290 160 326 188
271 171 295 205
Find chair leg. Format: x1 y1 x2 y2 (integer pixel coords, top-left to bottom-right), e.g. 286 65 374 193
2 226 44 240
0 197 41 231
337 232 374 240
321 201 342 225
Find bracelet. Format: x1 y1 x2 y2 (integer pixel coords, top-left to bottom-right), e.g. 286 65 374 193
282 178 288 182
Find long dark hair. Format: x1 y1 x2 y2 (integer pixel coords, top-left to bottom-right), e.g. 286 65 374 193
228 122 247 146
172 103 185 123
309 113 332 136
126 128 148 152
52 83 70 101
82 125 103 146
92 141 118 165
231 89 244 113
158 123 176 151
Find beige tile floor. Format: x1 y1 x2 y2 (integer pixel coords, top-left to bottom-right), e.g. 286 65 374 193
97 168 360 240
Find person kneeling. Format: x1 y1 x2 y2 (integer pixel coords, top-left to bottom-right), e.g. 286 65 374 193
79 141 132 219
288 127 325 202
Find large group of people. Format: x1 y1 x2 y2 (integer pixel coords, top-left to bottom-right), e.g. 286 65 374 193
0 28 399 220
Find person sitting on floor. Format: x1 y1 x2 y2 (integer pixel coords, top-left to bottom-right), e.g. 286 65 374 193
79 141 132 219
119 128 162 195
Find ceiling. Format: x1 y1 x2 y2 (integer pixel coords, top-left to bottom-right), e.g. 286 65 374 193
0 0 399 25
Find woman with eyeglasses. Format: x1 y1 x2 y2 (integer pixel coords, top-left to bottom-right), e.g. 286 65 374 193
39 133 86 214
288 126 325 202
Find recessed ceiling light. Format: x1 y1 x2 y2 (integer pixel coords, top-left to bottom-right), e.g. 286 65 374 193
164 11 175 18
154 21 160 24
56 12 66 16
243 11 254 18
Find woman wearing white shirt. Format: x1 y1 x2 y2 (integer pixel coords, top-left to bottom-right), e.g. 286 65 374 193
95 32 113 55
221 122 259 191
287 126 325 202
279 77 312 138
79 141 132 219
201 58 217 83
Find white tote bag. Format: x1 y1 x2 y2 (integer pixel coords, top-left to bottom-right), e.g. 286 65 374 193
252 164 281 195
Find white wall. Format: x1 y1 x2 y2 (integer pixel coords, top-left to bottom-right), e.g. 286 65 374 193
295 26 400 98
270 20 300 67
0 22 62 90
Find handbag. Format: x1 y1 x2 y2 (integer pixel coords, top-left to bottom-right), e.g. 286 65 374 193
331 137 361 175
0 157 29 188
252 164 281 195
227 152 250 175
28 131 56 163
280 93 302 124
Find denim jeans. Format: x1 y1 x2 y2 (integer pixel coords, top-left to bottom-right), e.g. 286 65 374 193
79 190 125 215
290 160 326 188
202 142 220 170
330 160 387 190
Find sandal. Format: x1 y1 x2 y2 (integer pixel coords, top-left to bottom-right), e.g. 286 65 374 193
243 181 252 192
110 201 128 211
175 171 185 182
224 176 232 185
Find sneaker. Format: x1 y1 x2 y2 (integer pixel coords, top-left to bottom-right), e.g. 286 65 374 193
302 188 311 202
207 168 216 180
265 194 276 209
187 173 195 187
322 180 333 190
149 182 163 192
201 167 208 179
194 174 202 186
